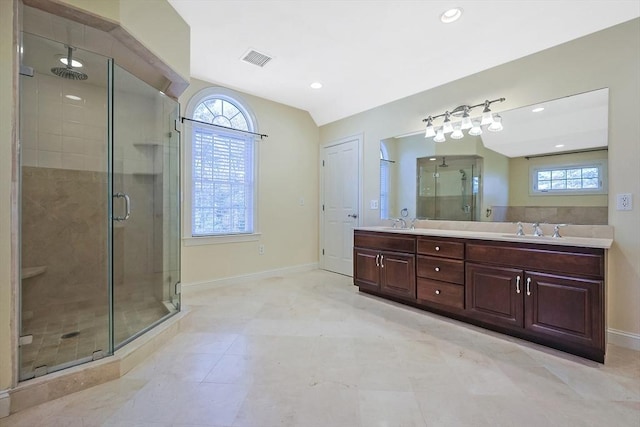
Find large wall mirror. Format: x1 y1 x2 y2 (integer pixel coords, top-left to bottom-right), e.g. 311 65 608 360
380 88 609 225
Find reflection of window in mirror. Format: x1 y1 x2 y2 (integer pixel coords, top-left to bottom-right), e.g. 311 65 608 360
380 144 390 218
530 159 608 195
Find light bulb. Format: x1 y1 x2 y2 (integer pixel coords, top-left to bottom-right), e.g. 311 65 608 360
488 114 503 132
434 129 446 143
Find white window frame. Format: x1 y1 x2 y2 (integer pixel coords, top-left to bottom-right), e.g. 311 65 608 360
183 87 260 246
529 159 608 196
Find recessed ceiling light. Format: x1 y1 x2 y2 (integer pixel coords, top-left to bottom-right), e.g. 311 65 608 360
429 157 437 161
440 7 463 23
65 94 82 101
59 57 83 68
310 82 323 89
532 107 545 113
555 144 565 148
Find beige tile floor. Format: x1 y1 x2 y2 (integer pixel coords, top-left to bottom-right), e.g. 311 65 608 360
2 269 639 426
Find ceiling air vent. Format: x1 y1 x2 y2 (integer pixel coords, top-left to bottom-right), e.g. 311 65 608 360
241 49 272 67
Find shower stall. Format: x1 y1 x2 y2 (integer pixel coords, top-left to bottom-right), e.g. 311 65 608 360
417 156 481 221
18 32 180 380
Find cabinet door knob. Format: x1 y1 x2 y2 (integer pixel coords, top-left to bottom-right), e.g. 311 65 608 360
434 267 440 272
435 290 441 295
435 246 440 251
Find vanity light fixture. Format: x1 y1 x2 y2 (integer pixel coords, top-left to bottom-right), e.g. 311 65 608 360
423 97 505 142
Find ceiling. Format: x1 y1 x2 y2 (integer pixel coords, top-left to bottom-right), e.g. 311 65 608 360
167 1 640 126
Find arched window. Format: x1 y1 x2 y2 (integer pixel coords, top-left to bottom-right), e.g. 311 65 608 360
185 88 258 240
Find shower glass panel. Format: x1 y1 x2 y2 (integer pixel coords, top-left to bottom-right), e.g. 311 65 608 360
19 32 181 381
112 64 180 348
19 33 110 379
416 156 480 221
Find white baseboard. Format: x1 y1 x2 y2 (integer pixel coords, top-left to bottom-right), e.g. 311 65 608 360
181 263 319 290
608 328 640 351
0 391 10 419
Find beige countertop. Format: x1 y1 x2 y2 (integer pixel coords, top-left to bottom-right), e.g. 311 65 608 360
355 225 613 249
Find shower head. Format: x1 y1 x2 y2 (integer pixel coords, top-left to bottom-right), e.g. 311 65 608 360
459 169 467 180
439 157 449 167
51 46 88 80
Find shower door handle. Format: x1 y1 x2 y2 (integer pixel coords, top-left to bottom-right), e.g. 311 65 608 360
113 192 131 221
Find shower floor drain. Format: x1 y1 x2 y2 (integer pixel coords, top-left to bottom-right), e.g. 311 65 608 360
61 331 80 339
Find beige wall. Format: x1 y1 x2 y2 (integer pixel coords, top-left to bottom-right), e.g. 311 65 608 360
1 0 18 396
179 79 320 285
319 19 640 336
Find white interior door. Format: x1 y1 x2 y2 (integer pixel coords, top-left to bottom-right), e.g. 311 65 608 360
322 137 360 276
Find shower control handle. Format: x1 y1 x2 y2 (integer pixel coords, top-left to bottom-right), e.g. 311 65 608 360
113 192 131 221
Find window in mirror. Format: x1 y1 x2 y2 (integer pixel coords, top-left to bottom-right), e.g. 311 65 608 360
531 160 607 195
380 145 391 219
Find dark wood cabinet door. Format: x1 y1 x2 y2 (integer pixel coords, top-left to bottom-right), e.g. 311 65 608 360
353 248 380 292
380 251 416 300
466 263 524 329
525 272 604 350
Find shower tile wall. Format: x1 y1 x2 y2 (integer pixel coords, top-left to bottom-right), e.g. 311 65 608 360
21 73 107 171
20 71 169 376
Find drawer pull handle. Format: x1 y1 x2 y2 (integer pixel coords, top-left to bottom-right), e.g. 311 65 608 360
434 267 440 272
526 277 531 296
380 254 384 268
375 254 380 267
435 246 440 251
435 290 441 295
516 276 521 294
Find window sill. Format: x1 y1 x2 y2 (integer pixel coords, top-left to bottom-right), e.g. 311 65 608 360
183 233 262 246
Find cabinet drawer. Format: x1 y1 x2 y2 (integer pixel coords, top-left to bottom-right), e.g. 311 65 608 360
354 231 416 253
417 238 464 259
466 242 604 278
417 255 464 284
417 278 464 310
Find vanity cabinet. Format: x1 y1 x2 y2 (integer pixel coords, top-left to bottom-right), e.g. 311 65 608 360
353 229 608 362
416 237 465 310
353 231 416 300
466 241 605 360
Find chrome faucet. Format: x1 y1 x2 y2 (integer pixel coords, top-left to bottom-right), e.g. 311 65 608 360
552 224 566 238
532 222 544 237
410 218 417 230
397 218 407 229
516 222 525 236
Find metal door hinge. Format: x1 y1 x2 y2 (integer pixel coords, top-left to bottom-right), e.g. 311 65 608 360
322 249 325 255
175 282 182 295
322 204 325 211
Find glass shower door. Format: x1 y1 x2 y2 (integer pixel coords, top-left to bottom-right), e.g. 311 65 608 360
111 64 180 348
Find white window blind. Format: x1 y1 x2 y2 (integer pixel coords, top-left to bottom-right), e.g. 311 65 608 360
192 126 254 236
